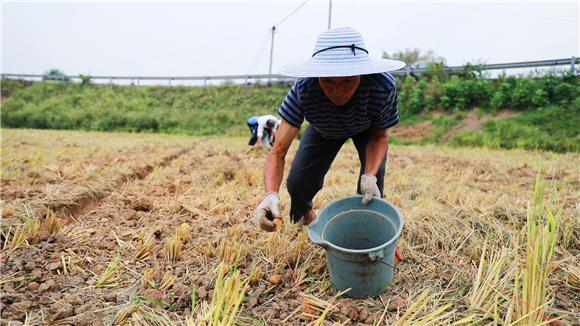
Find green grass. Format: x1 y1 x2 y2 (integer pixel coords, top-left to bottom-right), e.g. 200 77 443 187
0 79 291 136
449 103 580 152
398 111 431 125
421 112 464 143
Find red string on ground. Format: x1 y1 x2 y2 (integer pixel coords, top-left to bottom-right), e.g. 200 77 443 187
282 250 316 323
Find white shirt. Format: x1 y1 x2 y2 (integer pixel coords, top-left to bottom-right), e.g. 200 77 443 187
257 115 280 137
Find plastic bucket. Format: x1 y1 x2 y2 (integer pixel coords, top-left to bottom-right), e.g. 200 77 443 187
308 195 404 298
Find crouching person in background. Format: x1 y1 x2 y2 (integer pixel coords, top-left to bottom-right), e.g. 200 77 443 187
247 115 281 149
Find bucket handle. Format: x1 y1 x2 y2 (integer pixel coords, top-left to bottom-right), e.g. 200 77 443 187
368 250 384 261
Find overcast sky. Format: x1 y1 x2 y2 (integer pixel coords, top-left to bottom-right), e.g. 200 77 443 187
2 0 579 78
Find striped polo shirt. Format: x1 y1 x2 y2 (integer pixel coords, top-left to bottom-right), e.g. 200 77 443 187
278 73 399 140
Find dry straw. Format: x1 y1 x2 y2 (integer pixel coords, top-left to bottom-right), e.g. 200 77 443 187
113 303 175 326
175 223 192 244
164 235 183 262
41 210 64 235
159 271 175 291
135 231 156 260
141 268 156 289
93 251 121 288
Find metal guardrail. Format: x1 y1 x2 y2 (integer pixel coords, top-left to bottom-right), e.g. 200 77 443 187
1 57 577 85
399 57 578 75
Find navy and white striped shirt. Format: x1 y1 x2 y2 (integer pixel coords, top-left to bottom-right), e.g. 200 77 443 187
278 73 399 139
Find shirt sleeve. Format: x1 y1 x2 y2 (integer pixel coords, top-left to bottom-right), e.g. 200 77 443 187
256 120 266 137
372 79 400 129
278 80 304 128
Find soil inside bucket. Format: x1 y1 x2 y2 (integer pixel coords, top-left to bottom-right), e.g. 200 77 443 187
323 210 396 250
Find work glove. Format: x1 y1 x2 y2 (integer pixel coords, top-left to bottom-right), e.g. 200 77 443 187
360 174 381 205
256 192 280 232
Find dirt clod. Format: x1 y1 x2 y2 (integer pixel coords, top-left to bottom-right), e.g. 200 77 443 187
387 295 406 311
196 287 208 300
133 198 153 211
23 262 36 272
103 292 117 303
47 261 61 271
1 301 31 321
50 302 74 321
141 288 164 301
38 279 55 292
339 299 358 320
73 312 101 326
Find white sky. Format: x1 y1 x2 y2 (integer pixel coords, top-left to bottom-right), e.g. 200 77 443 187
2 0 579 77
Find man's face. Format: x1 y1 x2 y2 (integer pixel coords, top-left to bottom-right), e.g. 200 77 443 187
318 76 361 106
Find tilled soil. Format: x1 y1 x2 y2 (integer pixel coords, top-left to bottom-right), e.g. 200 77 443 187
1 129 578 325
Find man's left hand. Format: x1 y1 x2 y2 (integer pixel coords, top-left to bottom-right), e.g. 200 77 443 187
360 174 380 205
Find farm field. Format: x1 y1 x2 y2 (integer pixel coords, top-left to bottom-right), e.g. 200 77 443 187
0 128 578 325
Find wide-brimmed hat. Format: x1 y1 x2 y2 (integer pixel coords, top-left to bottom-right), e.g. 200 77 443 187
279 27 406 78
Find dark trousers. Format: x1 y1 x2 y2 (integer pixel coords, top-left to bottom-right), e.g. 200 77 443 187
286 125 386 222
247 122 258 145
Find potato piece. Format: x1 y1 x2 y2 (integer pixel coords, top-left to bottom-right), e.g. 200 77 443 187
273 218 283 231
269 274 283 285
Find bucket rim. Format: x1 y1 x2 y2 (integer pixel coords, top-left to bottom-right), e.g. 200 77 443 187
315 195 404 255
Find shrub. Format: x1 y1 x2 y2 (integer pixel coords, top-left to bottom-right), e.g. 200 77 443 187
424 76 443 110
441 76 467 110
511 78 537 109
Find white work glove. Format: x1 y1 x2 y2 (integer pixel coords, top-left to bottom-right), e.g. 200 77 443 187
360 174 381 205
256 192 280 232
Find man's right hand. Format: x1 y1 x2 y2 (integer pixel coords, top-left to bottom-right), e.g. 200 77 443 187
256 192 280 232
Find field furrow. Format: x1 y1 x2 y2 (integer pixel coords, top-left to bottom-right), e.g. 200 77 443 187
0 129 578 325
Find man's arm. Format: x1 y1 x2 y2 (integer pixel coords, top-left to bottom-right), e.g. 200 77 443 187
364 128 389 175
256 120 299 231
359 128 388 205
264 120 299 192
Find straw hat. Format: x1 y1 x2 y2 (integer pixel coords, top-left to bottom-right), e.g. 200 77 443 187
279 27 405 78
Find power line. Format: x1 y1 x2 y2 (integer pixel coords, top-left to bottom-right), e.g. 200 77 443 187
275 0 310 27
248 30 272 75
266 0 311 80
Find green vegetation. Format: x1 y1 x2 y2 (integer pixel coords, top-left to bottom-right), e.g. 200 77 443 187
394 70 579 152
450 103 580 152
0 79 290 136
397 70 578 114
1 72 578 152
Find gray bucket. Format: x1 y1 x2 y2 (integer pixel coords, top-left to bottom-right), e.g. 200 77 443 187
308 195 404 298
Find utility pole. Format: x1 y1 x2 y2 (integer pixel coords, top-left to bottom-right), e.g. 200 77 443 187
268 25 276 84
327 0 332 29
